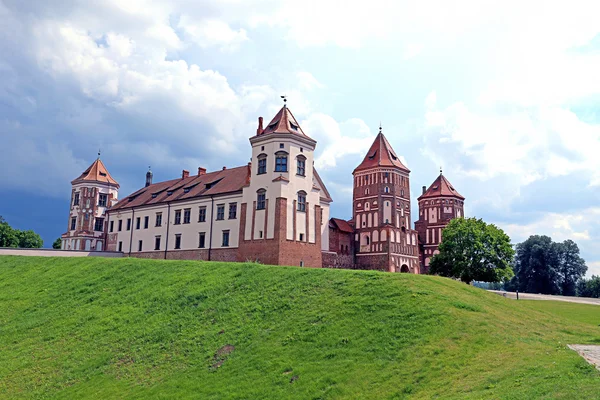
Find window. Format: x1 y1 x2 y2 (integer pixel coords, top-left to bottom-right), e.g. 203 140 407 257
118 241 123 252
299 233 304 241
94 218 104 232
110 220 114 233
259 230 263 238
144 216 149 229
297 191 306 212
290 123 298 131
174 210 181 225
138 240 143 252
279 143 284 149
385 187 389 193
155 213 162 227
70 217 77 231
136 217 141 230
183 208 191 224
275 153 287 172
73 193 80 206
297 156 306 176
198 207 206 222
126 218 131 231
198 232 206 248
118 220 123 232
216 204 225 220
257 190 266 210
261 146 264 151
167 191 173 196
98 193 108 207
385 172 389 178
175 234 182 249
152 193 158 199
154 236 161 250
222 230 230 247
365 188 369 195
257 156 267 175
229 203 237 219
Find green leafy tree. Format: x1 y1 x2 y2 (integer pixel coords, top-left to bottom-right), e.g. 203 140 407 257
52 238 62 249
577 276 600 298
17 230 43 249
509 236 587 296
0 216 19 248
429 217 515 284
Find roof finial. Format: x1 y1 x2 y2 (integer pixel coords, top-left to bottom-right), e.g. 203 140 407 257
379 122 382 133
280 95 287 107
97 149 101 159
440 166 443 175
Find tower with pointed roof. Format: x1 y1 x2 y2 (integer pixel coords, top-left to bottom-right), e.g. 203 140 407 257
238 103 332 267
414 170 465 273
61 156 119 251
351 127 420 272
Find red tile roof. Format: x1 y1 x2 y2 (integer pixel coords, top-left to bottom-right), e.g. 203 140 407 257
255 106 314 140
72 158 119 188
354 130 409 173
110 165 251 211
418 173 465 200
330 218 354 233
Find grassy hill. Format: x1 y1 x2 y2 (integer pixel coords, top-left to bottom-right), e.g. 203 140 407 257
0 256 598 399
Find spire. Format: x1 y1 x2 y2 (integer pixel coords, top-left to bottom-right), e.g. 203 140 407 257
145 166 153 187
353 129 409 173
418 172 464 200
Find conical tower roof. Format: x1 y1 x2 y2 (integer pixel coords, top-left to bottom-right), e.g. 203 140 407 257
255 105 313 140
418 171 464 200
354 129 409 173
71 158 120 188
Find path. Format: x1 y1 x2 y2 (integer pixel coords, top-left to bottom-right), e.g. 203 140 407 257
488 290 600 306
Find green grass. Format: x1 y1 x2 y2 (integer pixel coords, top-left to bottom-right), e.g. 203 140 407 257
520 300 600 328
0 256 599 399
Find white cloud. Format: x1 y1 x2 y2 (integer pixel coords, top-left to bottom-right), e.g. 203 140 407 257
178 16 248 51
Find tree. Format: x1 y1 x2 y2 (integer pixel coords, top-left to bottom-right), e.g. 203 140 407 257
17 230 43 249
0 216 19 248
509 236 587 296
52 238 63 249
577 276 600 298
429 217 515 284
556 240 587 296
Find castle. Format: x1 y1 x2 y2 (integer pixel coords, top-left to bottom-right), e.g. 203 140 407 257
60 104 464 272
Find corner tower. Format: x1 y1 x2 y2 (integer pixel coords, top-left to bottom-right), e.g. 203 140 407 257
414 170 465 273
352 127 420 272
238 103 332 267
61 156 119 251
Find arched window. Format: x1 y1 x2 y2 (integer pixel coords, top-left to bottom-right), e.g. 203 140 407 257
257 153 267 175
256 189 266 210
365 202 370 211
365 188 369 195
275 151 288 172
385 186 389 193
297 191 307 212
296 155 306 176
365 236 370 245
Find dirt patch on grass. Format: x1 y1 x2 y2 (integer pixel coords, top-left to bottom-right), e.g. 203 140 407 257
210 344 235 371
568 345 600 371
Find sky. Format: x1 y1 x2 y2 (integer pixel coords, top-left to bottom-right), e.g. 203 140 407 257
1 0 600 277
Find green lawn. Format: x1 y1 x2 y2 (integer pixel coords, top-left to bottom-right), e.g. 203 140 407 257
520 300 600 327
0 256 599 399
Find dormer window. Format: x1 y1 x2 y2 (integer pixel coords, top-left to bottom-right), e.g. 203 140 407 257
275 151 288 172
290 123 298 131
368 151 377 160
268 122 278 130
184 188 191 193
167 191 173 196
152 193 158 198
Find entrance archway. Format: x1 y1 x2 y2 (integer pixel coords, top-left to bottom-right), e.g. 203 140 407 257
400 264 410 273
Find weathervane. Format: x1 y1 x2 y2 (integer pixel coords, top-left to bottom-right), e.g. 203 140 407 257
440 166 443 175
97 149 101 159
281 95 287 107
379 122 382 133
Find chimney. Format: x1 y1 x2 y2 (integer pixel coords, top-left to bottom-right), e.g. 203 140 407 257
222 166 227 170
182 170 189 179
422 186 426 194
197 167 206 176
257 116 264 135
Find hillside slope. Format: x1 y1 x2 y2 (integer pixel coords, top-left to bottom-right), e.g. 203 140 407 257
0 256 598 399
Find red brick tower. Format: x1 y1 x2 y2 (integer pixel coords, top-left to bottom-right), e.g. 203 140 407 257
61 156 120 251
352 127 420 272
414 170 465 273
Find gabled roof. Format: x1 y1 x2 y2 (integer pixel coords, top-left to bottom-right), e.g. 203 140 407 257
418 172 465 201
72 158 119 188
110 165 251 211
354 129 409 173
329 218 353 233
255 105 313 140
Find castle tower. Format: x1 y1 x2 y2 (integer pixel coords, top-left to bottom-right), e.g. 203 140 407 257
414 170 465 273
61 156 119 251
352 127 420 272
238 103 332 267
